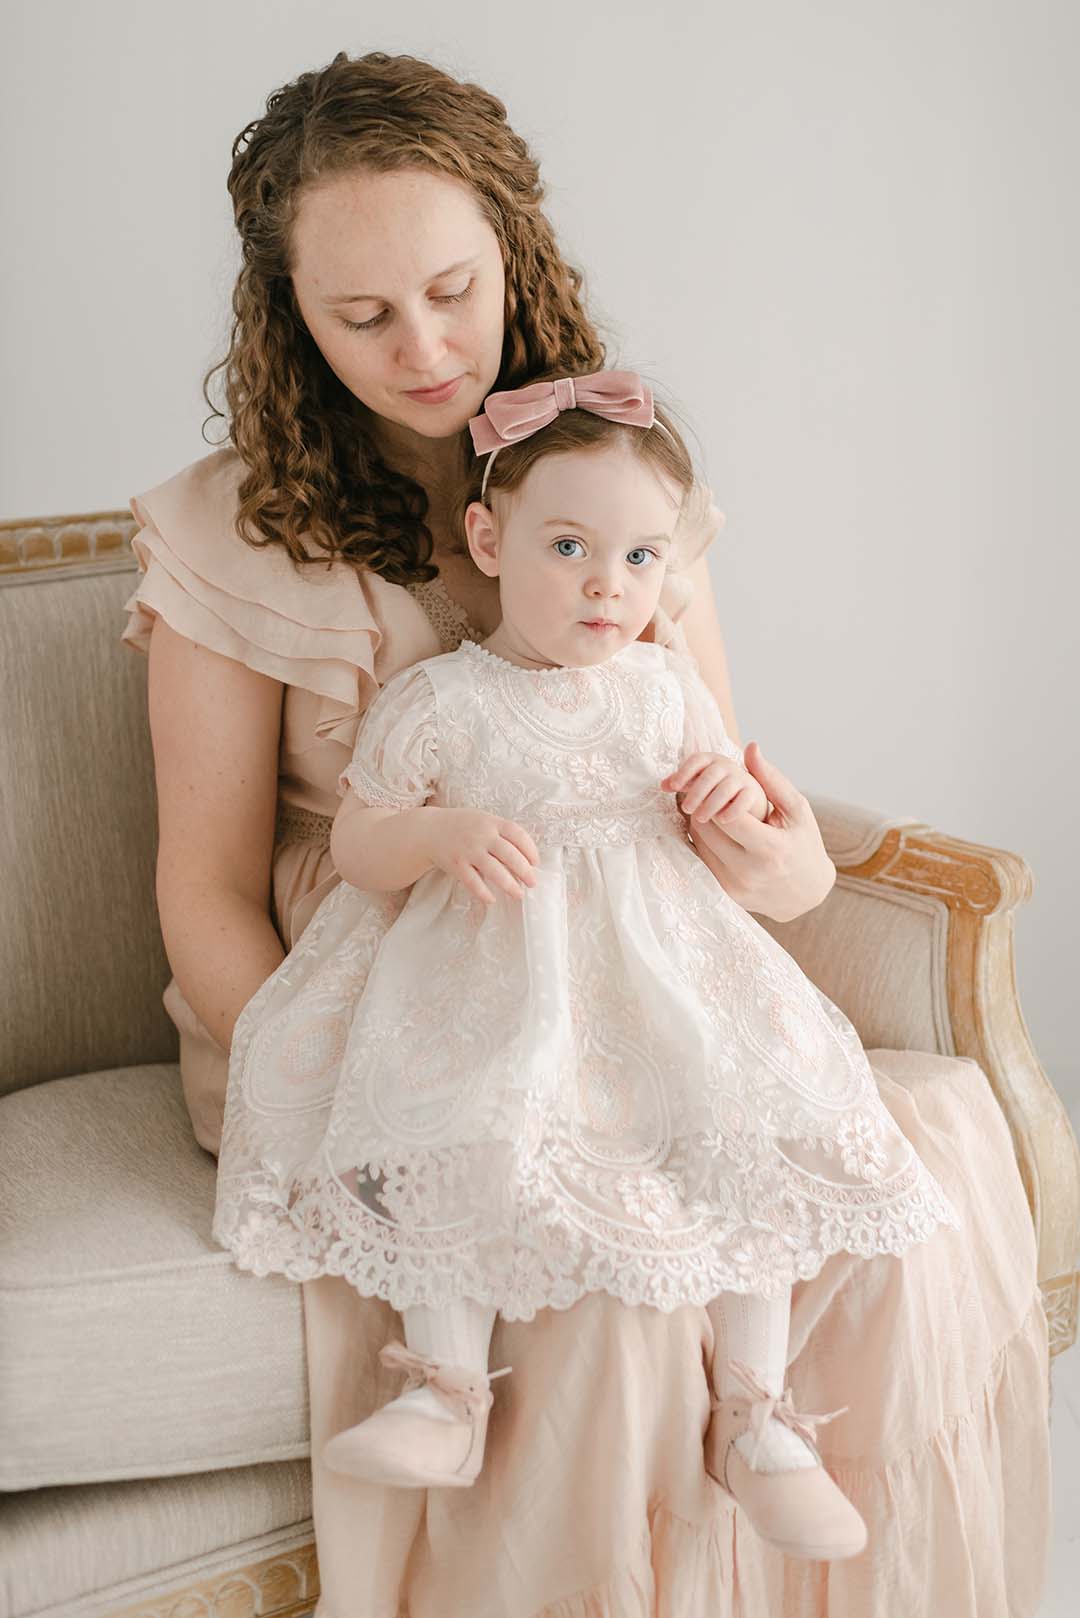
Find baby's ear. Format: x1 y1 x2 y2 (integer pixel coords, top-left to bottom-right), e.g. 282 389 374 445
464 500 500 577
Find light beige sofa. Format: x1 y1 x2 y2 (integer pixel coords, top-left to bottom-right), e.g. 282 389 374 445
1 511 1077 1618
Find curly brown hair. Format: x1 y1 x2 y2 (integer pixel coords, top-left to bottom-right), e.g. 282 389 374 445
203 50 606 586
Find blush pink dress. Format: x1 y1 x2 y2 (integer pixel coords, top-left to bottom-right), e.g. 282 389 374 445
121 447 1051 1618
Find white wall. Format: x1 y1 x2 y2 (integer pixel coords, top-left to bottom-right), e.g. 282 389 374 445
3 0 1077 1100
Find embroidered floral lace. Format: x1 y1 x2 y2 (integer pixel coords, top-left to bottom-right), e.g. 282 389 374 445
214 626 962 1320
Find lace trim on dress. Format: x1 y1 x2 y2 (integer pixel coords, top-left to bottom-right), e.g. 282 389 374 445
406 576 483 653
275 802 334 846
510 795 689 848
340 758 425 813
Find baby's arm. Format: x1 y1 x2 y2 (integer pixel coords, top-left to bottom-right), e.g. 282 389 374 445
662 753 769 830
331 794 539 906
330 795 440 891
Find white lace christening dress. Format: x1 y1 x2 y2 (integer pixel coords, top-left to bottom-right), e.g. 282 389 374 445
212 637 962 1319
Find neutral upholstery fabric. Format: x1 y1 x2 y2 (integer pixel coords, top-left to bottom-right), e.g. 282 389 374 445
760 880 954 1055
0 563 177 1097
0 1461 313 1618
0 1066 309 1490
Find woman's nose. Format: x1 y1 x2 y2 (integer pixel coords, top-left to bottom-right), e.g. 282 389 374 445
396 309 449 374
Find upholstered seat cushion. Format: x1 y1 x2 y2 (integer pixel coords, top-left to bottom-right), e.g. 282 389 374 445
0 1065 310 1491
0 1459 314 1618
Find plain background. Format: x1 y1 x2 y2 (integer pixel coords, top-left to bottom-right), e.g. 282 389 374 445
2 0 1077 1110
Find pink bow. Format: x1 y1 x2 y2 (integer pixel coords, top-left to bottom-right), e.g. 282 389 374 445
379 1340 511 1420
726 1358 849 1469
468 369 655 455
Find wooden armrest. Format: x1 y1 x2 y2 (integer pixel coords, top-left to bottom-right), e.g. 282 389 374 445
757 795 1080 1357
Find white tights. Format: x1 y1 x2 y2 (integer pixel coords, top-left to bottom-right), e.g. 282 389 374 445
395 1301 497 1423
394 1289 816 1469
706 1285 817 1472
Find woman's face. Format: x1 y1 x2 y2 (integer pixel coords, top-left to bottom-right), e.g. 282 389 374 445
290 167 506 441
465 443 683 670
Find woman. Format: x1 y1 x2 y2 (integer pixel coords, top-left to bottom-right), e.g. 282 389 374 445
121 50 1050 1618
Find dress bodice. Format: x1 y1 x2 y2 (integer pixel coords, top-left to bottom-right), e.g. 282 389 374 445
342 638 699 849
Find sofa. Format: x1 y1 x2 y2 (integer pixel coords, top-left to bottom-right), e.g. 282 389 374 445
1 508 1077 1618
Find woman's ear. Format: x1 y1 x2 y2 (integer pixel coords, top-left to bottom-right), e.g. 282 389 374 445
464 500 500 578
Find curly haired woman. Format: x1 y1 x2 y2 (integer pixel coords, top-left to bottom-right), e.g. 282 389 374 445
121 49 1050 1618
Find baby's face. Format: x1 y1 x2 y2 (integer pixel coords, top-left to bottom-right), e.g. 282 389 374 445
468 443 682 669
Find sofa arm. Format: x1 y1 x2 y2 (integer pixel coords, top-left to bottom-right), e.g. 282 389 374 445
756 794 1080 1357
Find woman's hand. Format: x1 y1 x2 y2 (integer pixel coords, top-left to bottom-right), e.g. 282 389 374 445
678 743 836 922
422 808 541 907
661 752 769 828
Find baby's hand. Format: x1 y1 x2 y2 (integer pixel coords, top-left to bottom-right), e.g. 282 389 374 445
420 807 541 907
660 753 769 828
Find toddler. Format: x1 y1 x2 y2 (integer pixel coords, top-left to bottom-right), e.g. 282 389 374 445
213 370 961 1561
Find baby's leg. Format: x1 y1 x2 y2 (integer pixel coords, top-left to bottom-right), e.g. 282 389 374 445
397 1301 497 1423
707 1286 817 1472
321 1299 499 1487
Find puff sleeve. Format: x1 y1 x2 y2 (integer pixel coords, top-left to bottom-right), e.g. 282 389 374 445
337 663 440 810
666 647 745 768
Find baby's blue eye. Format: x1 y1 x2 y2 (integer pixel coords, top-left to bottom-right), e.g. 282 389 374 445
554 538 583 557
627 548 655 567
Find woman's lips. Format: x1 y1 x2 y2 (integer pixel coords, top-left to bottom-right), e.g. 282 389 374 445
403 375 465 404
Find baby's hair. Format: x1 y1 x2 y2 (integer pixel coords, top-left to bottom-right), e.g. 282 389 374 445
454 374 696 542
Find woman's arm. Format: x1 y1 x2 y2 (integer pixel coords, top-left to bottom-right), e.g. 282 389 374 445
670 560 836 920
148 617 288 1051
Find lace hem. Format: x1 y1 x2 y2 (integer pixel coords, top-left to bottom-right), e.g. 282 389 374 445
212 1150 962 1322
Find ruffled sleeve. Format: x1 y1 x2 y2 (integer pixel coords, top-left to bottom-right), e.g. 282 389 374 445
649 479 725 650
338 663 440 810
119 448 442 745
666 646 745 767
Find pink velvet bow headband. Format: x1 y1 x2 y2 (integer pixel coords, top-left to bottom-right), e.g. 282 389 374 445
468 370 656 500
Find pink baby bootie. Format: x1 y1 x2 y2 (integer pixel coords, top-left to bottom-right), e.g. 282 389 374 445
704 1357 867 1560
322 1341 509 1489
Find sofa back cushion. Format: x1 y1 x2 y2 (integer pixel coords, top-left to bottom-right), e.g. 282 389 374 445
0 557 177 1094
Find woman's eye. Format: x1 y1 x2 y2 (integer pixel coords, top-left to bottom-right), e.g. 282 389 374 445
341 310 388 333
554 538 584 558
433 281 473 306
341 281 473 334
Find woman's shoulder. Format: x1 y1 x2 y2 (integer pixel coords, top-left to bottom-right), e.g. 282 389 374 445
120 446 443 728
133 443 244 528
649 480 725 645
130 446 358 625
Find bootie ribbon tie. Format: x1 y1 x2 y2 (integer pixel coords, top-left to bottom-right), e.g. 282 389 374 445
379 1340 511 1420
727 1357 849 1469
